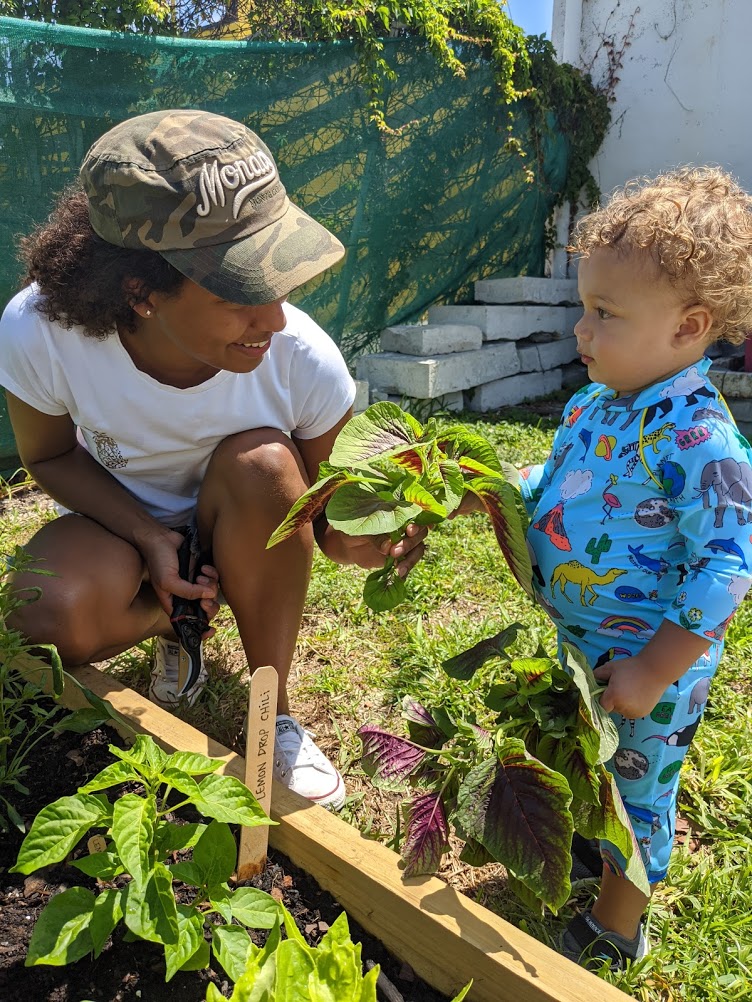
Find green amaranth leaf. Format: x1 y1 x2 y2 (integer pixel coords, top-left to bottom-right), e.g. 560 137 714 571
267 470 351 548
329 402 423 466
11 793 111 874
363 562 408 611
454 738 574 913
443 623 523 680
326 481 422 536
563 644 620 763
464 476 534 598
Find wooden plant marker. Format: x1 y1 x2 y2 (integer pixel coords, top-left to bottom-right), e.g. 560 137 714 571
236 664 278 881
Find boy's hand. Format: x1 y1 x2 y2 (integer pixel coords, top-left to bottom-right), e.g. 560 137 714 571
594 655 668 719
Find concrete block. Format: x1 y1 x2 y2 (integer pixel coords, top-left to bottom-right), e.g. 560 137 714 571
720 370 752 398
368 389 465 413
356 342 520 398
473 277 580 306
353 379 369 414
380 324 482 355
566 305 582 336
561 360 589 389
517 343 541 373
708 368 726 393
535 336 579 369
727 399 752 423
467 368 563 412
735 421 752 444
427 305 568 342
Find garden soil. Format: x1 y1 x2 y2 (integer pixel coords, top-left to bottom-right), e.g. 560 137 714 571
0 716 448 1002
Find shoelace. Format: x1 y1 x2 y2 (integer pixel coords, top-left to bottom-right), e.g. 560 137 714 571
275 725 325 777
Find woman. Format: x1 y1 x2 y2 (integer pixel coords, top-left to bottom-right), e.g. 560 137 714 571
0 109 426 810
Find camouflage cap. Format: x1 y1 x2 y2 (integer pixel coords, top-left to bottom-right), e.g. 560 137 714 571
80 109 345 304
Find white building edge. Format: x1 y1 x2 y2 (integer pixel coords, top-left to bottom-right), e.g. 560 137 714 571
549 0 752 277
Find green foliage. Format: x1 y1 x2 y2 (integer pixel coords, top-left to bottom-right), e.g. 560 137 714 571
12 735 275 979
359 632 648 912
0 548 116 832
206 909 472 1002
267 403 533 611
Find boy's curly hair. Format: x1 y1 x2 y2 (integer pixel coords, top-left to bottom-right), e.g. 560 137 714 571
571 166 752 344
19 183 185 339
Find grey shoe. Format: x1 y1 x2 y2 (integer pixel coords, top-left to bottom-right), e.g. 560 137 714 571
149 636 207 710
561 910 648 971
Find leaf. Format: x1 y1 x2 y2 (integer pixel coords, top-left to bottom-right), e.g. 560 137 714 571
563 644 620 763
180 937 210 972
458 837 494 868
358 726 428 790
154 821 206 857
26 887 95 966
401 792 450 877
123 862 179 945
78 760 142 793
329 402 423 466
275 940 316 1002
550 740 602 807
168 860 205 886
164 905 205 981
402 478 447 516
212 924 254 983
454 738 574 912
326 482 422 536
70 849 124 881
193 820 237 887
11 793 111 874
111 793 157 885
52 707 110 734
435 427 503 473
401 698 444 748
508 657 555 698
450 982 474 1002
442 623 523 680
267 471 350 548
464 476 534 598
314 913 362 998
229 887 281 929
90 887 125 958
195 775 272 826
387 443 429 475
363 563 407 612
163 750 221 776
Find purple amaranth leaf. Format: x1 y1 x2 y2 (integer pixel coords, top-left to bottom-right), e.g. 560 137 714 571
464 476 534 598
387 443 428 476
442 623 523 680
267 471 350 548
454 738 573 913
330 402 423 467
326 482 422 536
402 791 450 877
550 739 602 807
358 725 427 790
455 456 502 478
401 698 444 749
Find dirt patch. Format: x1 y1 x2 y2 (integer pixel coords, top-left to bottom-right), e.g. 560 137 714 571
0 710 449 1002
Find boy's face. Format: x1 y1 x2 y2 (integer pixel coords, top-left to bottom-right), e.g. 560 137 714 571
574 247 708 395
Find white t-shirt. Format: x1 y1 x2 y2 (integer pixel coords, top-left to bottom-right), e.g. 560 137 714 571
0 285 355 525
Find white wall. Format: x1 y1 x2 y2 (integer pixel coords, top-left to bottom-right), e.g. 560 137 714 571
551 0 752 197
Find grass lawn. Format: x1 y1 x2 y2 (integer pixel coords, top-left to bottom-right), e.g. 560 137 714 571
2 398 750 1000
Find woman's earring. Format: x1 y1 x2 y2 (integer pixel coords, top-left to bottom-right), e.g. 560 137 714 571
144 309 152 317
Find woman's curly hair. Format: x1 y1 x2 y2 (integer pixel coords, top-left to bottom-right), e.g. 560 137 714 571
19 183 185 338
571 166 752 344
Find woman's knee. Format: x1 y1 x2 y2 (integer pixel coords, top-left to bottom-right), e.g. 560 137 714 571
8 572 102 664
203 428 308 502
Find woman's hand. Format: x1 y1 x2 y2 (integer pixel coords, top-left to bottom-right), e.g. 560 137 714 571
321 522 429 576
135 526 221 637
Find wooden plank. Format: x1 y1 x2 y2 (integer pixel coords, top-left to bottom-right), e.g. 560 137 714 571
237 665 278 880
14 657 626 1002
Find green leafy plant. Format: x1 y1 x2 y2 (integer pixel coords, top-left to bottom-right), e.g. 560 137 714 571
0 547 120 831
268 402 533 611
12 735 277 979
207 909 472 1002
359 629 649 912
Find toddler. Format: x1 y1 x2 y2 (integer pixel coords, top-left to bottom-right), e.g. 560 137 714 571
519 166 752 969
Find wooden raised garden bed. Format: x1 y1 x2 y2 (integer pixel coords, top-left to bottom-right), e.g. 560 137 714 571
18 655 626 1002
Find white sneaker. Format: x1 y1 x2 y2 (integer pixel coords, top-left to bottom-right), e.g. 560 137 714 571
148 636 207 710
273 715 346 810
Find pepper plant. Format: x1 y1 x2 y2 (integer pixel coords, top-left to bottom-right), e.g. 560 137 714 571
12 735 278 980
208 909 472 1002
358 629 649 912
267 402 533 611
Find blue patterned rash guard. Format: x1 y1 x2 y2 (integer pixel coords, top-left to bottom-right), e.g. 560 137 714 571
519 357 752 882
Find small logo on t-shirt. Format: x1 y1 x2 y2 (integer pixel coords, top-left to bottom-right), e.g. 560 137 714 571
92 431 127 470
